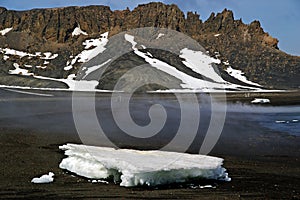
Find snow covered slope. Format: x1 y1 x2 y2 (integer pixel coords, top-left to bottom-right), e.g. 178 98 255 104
1 29 268 92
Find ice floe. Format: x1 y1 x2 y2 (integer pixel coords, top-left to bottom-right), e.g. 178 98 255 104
59 144 231 187
31 172 54 184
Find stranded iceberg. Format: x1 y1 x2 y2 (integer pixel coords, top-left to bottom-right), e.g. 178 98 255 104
59 144 230 187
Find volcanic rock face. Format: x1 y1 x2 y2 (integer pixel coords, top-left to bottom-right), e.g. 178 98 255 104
0 2 299 89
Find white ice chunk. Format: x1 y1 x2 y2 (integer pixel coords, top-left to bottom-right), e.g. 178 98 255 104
251 98 270 104
31 172 54 184
72 25 88 37
226 66 261 87
0 27 13 36
59 144 231 187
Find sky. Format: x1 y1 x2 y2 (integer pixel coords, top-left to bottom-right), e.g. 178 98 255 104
0 0 299 56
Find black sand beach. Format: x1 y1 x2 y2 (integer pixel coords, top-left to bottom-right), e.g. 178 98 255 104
0 89 299 199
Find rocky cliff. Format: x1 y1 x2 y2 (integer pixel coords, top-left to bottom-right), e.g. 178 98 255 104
0 2 299 89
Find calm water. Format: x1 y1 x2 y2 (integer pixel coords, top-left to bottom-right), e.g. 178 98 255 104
0 88 299 154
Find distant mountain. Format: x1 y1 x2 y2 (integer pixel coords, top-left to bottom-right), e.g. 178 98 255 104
0 2 299 91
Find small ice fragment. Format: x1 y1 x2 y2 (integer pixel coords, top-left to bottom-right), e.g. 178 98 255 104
251 98 270 104
31 172 54 183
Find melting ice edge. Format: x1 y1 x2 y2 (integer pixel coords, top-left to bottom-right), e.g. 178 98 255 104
59 144 231 187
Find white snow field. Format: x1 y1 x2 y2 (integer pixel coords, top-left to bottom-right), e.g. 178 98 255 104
59 144 231 187
31 172 55 184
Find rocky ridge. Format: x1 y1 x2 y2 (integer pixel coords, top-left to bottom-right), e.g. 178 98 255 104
0 2 299 89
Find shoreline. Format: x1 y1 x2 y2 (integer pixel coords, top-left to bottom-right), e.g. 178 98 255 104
1 87 300 106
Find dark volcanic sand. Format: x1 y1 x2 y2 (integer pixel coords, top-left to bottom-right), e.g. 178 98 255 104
0 127 299 199
0 89 300 199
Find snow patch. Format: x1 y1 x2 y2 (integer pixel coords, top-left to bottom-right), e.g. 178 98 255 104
67 74 76 80
223 61 230 66
9 63 33 76
66 32 109 71
1 48 35 58
156 33 165 39
3 55 9 60
64 65 73 71
41 52 58 60
214 34 221 37
72 25 88 37
0 27 13 36
31 172 54 184
83 59 111 78
179 48 224 83
59 144 231 187
226 66 261 87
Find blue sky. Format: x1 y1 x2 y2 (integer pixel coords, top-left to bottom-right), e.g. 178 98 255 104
0 0 299 56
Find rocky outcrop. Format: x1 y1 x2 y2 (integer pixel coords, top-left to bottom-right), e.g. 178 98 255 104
0 3 299 89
